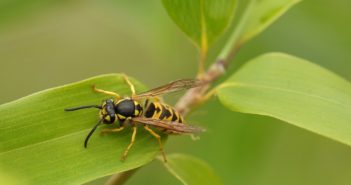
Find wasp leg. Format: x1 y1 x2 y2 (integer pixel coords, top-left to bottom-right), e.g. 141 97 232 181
121 126 137 161
92 85 121 100
122 74 136 97
100 126 124 136
144 126 167 162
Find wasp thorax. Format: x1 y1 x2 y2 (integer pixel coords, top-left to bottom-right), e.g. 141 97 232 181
100 99 116 124
114 98 143 122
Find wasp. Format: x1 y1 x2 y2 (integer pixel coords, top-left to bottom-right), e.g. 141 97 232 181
65 75 205 162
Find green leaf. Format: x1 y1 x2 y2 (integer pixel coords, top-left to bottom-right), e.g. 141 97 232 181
162 0 237 49
0 74 163 185
242 0 302 43
160 153 222 185
220 0 301 58
216 53 351 146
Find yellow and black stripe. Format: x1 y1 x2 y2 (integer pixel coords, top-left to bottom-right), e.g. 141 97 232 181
144 101 183 123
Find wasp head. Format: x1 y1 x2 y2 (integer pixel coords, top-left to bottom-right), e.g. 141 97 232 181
100 99 117 124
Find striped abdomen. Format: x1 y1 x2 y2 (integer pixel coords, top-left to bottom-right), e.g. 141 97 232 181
144 101 183 124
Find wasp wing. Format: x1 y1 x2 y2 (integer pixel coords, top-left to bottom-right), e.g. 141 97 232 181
132 117 205 133
134 79 203 99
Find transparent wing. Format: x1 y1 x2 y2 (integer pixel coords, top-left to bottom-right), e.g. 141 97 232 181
132 117 205 133
134 79 203 99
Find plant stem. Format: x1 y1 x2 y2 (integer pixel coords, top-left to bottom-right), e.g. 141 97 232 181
175 38 241 116
198 0 208 76
217 0 254 63
104 168 139 185
198 46 208 76
175 1 254 116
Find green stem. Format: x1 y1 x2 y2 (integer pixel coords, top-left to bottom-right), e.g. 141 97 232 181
198 0 208 76
175 1 255 115
218 0 255 63
198 46 208 77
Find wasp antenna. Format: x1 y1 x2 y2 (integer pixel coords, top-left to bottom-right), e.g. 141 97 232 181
64 105 102 111
84 119 103 148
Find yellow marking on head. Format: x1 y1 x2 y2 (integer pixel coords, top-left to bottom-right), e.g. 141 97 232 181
105 115 111 121
101 108 107 114
100 109 107 119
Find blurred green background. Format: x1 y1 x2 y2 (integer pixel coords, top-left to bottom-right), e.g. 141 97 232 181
1 0 351 185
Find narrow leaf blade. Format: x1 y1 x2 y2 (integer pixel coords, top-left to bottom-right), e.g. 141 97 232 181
0 74 162 185
160 153 222 185
217 53 351 146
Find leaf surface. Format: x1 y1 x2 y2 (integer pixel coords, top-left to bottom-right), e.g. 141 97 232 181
162 0 237 49
217 53 351 146
0 74 162 185
220 0 301 55
161 153 222 185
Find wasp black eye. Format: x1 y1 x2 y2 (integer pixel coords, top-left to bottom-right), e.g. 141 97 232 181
106 103 115 114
